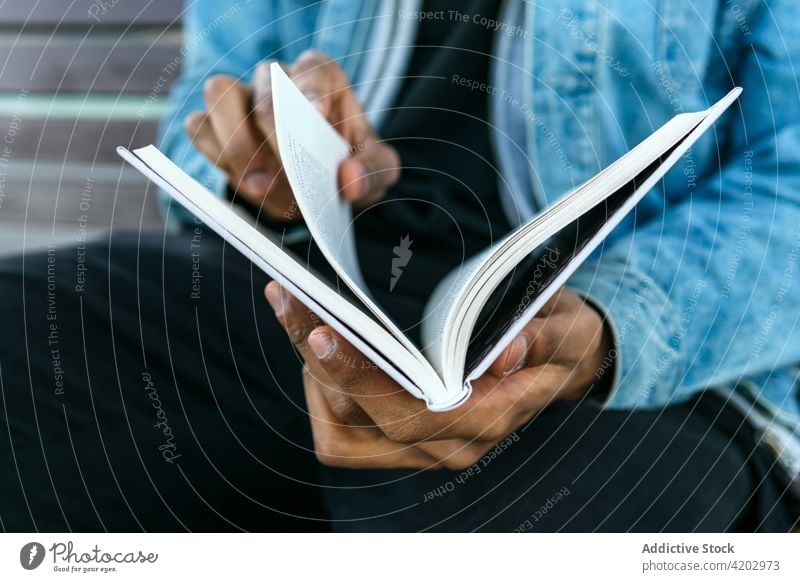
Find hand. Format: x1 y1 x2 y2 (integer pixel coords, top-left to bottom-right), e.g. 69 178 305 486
185 49 400 220
265 282 614 470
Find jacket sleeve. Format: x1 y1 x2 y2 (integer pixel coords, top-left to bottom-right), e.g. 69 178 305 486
156 1 282 227
567 0 800 419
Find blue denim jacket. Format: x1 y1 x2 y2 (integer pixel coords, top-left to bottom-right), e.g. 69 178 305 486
159 0 800 479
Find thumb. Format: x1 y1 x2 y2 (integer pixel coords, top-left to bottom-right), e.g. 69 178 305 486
487 316 565 376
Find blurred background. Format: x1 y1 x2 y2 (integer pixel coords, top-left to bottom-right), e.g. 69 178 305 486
0 0 183 256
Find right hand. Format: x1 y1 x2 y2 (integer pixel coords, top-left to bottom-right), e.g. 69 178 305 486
185 49 401 221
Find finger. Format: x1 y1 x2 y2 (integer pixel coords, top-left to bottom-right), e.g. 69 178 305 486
339 139 400 205
486 319 569 377
305 367 373 427
264 281 322 349
185 111 222 166
304 377 436 469
265 281 371 402
288 51 372 149
488 293 605 376
251 59 289 155
308 372 497 470
415 439 496 471
306 325 423 405
306 324 530 444
203 75 276 198
252 53 352 145
264 282 394 403
293 51 401 204
534 286 567 317
268 282 537 444
254 52 399 206
288 49 351 119
269 282 547 444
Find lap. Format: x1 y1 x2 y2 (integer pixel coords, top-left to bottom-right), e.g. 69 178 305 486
0 231 324 531
321 393 799 532
0 231 795 532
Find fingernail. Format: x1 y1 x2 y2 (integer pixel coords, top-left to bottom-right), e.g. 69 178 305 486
244 171 271 194
265 282 287 317
504 335 528 375
308 329 336 361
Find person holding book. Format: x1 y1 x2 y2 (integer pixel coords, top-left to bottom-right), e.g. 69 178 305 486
0 0 798 531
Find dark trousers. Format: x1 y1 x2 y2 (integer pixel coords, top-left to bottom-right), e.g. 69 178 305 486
0 232 797 532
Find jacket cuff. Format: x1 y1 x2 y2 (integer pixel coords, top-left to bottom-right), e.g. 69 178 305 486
567 259 685 410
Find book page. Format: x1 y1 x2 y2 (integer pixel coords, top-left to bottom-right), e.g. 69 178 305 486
422 88 742 390
270 63 432 361
420 112 704 385
118 145 459 410
420 246 495 386
269 64 364 289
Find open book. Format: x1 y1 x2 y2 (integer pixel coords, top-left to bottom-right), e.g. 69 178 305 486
119 64 741 412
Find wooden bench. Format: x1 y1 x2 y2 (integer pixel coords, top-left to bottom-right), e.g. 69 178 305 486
0 0 183 255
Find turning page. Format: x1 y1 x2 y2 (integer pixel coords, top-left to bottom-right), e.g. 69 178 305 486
117 145 456 410
270 63 430 361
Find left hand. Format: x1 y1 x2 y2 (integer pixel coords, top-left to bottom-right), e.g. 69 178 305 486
265 281 613 470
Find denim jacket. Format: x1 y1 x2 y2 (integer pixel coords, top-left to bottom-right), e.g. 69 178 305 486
159 0 800 481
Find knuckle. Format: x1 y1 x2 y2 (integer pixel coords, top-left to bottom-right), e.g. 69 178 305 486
313 437 348 467
310 422 340 464
335 369 361 392
284 317 316 346
220 140 251 164
382 143 401 171
252 93 275 122
296 49 346 86
387 160 401 185
254 59 274 79
382 420 421 444
287 324 312 346
483 423 511 444
184 112 204 134
315 452 343 467
325 360 363 394
328 395 361 424
314 449 342 467
533 331 557 364
297 48 332 68
314 447 343 467
253 60 277 98
383 164 401 190
370 143 400 174
203 75 235 101
441 453 479 472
